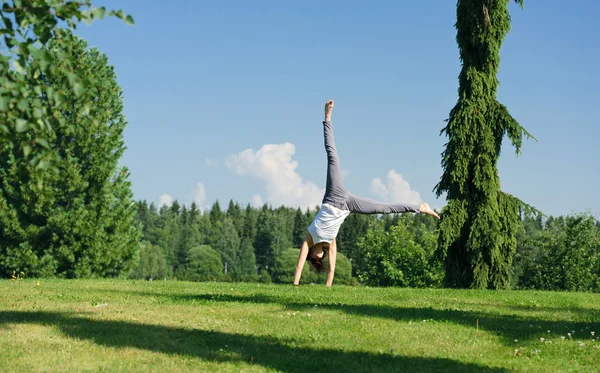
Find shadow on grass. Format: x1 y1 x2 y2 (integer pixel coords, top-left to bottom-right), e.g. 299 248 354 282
140 292 600 345
0 311 505 373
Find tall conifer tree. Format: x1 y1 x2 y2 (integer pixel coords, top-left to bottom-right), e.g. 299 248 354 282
435 0 536 289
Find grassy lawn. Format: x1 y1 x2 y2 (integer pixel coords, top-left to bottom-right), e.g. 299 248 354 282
0 279 599 372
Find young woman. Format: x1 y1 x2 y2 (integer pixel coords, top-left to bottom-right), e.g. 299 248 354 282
293 100 440 287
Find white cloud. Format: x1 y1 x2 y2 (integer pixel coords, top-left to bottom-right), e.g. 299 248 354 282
226 142 324 209
194 183 206 205
158 194 174 208
369 170 422 206
252 194 264 208
205 158 216 167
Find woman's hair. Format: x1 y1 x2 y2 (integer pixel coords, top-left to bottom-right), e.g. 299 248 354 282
307 244 329 273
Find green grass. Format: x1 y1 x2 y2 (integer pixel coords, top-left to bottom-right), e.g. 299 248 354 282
0 280 599 372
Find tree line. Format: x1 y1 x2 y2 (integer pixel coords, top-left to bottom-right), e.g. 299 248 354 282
131 199 600 292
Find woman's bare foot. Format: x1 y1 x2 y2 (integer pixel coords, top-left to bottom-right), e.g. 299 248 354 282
324 100 334 121
419 202 440 219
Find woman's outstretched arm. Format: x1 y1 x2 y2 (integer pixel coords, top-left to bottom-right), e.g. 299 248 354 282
293 233 312 286
325 239 337 288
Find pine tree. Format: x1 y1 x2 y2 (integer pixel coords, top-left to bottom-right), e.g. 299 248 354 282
254 209 290 274
210 200 223 227
212 218 241 279
337 214 373 275
0 2 133 171
226 200 243 234
0 33 140 278
240 204 257 242
292 208 308 247
171 200 181 216
238 238 257 280
435 0 536 289
177 205 203 270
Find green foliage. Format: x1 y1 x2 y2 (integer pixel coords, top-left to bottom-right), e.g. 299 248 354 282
434 0 537 289
258 270 272 284
517 213 600 292
357 219 442 288
238 238 257 281
130 242 170 280
326 251 353 285
292 208 308 247
337 213 374 276
0 0 133 170
271 248 318 284
0 33 140 278
271 248 354 285
176 205 203 271
209 200 223 226
254 207 291 274
212 218 241 279
511 213 543 285
239 204 257 241
133 200 598 292
226 200 243 235
154 203 183 268
174 245 222 282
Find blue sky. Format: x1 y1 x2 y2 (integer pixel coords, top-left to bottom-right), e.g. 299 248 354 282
75 0 599 217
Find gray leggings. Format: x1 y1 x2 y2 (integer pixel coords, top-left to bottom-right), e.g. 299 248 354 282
321 120 420 214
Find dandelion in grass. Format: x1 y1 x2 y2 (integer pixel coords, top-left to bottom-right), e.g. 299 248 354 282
568 333 572 338
514 339 518 343
591 332 595 337
540 338 545 343
561 336 566 340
